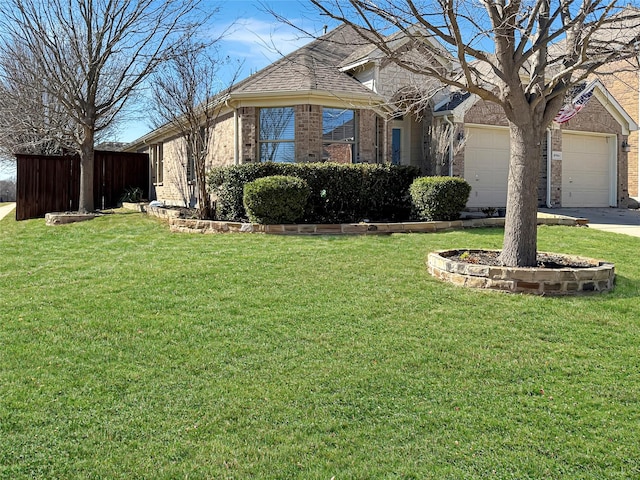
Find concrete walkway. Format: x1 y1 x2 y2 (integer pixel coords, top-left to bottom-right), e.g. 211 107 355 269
539 207 640 238
0 202 15 221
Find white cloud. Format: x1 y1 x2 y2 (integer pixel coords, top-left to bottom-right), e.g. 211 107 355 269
221 17 313 68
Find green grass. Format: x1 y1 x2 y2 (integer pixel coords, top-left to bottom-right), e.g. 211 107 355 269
1 212 639 479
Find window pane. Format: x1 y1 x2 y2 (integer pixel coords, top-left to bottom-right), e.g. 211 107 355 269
260 142 295 163
260 107 295 141
323 108 355 142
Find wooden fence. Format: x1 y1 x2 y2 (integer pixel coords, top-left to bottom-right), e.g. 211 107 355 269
16 150 149 221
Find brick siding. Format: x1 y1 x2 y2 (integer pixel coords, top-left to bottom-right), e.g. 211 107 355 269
597 65 638 197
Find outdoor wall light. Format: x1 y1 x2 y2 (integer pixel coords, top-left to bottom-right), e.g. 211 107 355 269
622 140 632 152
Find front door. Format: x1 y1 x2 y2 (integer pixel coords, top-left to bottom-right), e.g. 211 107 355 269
392 128 401 165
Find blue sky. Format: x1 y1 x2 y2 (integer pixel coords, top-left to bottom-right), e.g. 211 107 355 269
115 0 335 143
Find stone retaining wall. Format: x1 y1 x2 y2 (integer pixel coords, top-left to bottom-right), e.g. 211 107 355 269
163 215 582 235
428 249 615 295
143 205 585 235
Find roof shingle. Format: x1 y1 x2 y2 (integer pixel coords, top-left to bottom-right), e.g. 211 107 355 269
232 24 377 97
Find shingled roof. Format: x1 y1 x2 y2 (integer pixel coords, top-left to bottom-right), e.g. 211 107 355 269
232 24 379 98
125 25 391 149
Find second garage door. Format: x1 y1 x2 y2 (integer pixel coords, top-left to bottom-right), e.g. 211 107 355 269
463 126 510 208
561 133 614 207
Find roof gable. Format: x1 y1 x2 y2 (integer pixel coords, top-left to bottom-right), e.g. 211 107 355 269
338 25 454 72
231 24 377 98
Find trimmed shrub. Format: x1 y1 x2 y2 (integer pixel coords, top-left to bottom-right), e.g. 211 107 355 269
209 163 294 221
208 162 420 223
243 175 310 224
410 176 471 221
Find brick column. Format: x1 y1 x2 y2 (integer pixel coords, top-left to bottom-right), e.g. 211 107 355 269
295 105 322 163
358 110 377 163
239 107 256 163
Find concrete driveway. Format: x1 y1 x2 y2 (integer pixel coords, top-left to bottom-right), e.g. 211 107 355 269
0 202 15 221
539 207 640 237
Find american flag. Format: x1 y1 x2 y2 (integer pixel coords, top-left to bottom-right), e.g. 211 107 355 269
554 81 596 124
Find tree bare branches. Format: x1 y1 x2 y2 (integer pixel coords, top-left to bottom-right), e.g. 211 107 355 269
306 0 640 266
149 27 242 219
0 0 212 212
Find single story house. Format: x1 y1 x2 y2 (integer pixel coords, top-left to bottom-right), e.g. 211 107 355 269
125 24 637 210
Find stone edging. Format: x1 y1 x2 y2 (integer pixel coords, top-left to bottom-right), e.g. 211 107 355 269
427 249 615 295
45 212 98 226
168 218 507 234
142 206 584 235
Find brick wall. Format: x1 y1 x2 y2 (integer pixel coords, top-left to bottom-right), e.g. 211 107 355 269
239 107 257 163
463 99 508 127
358 109 378 163
549 129 562 206
295 105 323 162
207 111 236 168
597 64 638 197
144 112 237 206
378 52 442 104
150 135 194 207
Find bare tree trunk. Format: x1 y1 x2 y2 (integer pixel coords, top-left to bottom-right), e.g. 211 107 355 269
196 157 212 219
78 129 95 213
500 122 543 267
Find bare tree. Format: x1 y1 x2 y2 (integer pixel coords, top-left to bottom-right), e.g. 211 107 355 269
0 43 77 157
0 0 210 213
0 178 16 202
429 122 466 176
0 155 16 182
305 0 640 266
149 29 241 219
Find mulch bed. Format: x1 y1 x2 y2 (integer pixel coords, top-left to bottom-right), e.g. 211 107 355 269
447 250 595 269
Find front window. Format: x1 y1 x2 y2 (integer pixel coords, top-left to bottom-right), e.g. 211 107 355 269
150 143 163 184
323 108 356 163
259 107 295 162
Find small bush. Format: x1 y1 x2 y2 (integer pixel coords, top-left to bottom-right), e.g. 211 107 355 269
410 176 471 221
120 186 144 203
243 175 310 224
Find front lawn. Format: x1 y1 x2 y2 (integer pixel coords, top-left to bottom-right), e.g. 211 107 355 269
1 212 639 479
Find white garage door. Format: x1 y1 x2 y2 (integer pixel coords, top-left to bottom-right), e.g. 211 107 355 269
463 127 510 208
562 133 613 207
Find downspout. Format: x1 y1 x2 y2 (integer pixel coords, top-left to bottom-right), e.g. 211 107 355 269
546 128 553 208
234 108 239 165
443 115 455 176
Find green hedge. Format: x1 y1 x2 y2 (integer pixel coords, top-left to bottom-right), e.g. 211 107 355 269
409 176 471 221
243 176 310 224
208 163 421 223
